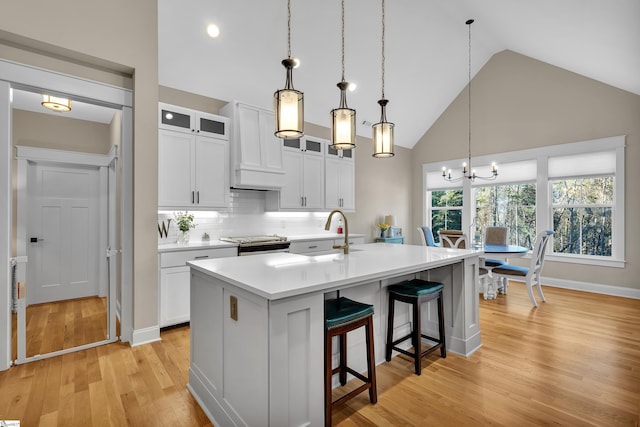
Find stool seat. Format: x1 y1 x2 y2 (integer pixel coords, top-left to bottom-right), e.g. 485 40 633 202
387 281 443 297
386 279 446 375
325 297 374 330
325 296 377 427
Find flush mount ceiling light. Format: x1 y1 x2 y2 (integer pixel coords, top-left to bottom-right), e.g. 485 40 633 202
330 0 356 151
442 19 497 182
274 0 304 139
41 94 72 112
372 0 394 158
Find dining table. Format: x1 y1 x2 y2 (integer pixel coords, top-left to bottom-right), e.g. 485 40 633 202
479 244 529 299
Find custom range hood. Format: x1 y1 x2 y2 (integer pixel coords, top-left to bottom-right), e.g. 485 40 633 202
220 100 287 190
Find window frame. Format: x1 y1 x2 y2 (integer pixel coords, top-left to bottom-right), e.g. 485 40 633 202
422 135 625 268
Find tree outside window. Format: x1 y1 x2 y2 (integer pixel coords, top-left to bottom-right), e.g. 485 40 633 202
475 183 536 249
552 177 613 256
431 189 462 243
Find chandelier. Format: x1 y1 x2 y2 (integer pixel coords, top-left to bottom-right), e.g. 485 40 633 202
442 19 497 182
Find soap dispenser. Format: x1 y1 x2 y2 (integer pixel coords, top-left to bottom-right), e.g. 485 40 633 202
337 218 343 234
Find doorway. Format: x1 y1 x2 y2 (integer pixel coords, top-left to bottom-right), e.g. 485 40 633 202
0 59 133 369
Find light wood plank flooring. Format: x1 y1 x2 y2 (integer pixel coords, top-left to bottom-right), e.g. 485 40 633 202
1 282 638 426
11 296 108 359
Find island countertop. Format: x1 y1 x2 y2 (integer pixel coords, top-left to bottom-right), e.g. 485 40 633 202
188 243 481 300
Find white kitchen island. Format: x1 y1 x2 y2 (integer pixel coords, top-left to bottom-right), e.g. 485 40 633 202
187 243 482 427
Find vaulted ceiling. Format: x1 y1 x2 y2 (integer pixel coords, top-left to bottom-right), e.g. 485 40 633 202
159 0 640 149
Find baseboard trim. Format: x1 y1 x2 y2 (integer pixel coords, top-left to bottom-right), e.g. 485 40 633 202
131 326 161 347
541 276 640 300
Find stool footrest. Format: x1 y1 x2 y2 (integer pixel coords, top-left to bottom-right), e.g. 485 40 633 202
332 383 375 409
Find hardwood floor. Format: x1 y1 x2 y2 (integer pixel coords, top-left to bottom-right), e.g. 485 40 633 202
0 282 638 426
11 297 108 359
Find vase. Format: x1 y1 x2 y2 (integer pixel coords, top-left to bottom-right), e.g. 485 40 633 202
177 230 190 245
380 229 386 238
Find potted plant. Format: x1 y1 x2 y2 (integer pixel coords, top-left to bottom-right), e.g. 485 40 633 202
174 211 196 244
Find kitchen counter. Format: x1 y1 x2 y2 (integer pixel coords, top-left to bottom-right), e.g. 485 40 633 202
187 243 482 427
286 232 365 242
158 240 238 252
188 242 477 300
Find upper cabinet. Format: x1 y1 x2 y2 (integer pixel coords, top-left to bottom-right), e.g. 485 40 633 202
158 103 229 209
325 146 355 211
220 101 285 190
271 136 325 210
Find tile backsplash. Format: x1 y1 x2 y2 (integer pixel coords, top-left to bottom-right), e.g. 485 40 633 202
158 189 333 244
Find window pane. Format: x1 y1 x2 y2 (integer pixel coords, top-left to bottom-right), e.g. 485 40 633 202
475 183 536 249
552 177 613 205
431 189 463 208
432 209 462 243
553 207 612 256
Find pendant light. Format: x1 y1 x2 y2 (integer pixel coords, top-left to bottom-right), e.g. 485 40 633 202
330 0 356 150
442 19 497 182
372 0 394 158
41 94 72 112
274 0 304 139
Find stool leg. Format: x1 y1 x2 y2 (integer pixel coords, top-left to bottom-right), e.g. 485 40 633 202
339 333 347 386
365 318 378 404
437 293 446 358
413 300 422 375
385 295 395 362
325 330 333 427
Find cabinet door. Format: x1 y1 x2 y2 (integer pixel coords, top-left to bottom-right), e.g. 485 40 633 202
237 104 263 168
259 109 284 171
160 265 191 327
159 103 195 133
280 150 303 208
159 129 195 207
339 161 355 210
325 158 341 209
196 112 229 140
303 153 324 209
195 136 229 208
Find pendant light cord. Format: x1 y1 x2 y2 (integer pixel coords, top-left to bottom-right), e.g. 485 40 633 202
467 19 472 171
341 0 345 81
381 0 386 99
287 0 292 58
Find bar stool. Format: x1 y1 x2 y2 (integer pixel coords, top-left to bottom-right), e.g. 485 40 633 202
325 296 377 427
385 279 446 375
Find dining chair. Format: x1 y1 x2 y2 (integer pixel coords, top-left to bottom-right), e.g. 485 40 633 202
483 226 508 267
491 230 554 307
416 226 436 247
438 230 467 249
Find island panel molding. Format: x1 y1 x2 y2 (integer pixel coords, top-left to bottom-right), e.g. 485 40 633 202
187 243 482 426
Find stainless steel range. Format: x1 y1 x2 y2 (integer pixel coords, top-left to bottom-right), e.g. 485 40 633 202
219 235 290 256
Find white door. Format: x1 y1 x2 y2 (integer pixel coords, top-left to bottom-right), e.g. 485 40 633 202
27 163 100 304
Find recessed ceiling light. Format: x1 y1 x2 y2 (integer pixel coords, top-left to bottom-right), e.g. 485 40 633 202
348 82 357 92
293 57 301 68
207 24 220 38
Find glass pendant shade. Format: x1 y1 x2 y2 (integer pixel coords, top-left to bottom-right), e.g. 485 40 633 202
330 81 356 150
274 59 304 139
372 99 394 157
41 95 71 112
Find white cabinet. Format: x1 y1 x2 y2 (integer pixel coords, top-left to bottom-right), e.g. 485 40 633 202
220 101 286 190
278 136 325 209
159 246 237 327
325 146 355 211
289 239 336 255
158 103 229 209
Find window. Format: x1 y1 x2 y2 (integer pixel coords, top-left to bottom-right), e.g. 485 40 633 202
551 176 613 256
430 189 462 243
422 135 625 267
475 183 536 249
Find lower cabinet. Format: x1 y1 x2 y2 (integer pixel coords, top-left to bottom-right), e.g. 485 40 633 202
159 246 237 327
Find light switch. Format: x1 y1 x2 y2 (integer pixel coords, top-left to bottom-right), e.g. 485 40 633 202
230 295 238 321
